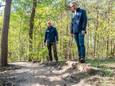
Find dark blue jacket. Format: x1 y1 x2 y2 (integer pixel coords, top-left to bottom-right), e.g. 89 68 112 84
71 8 87 34
44 26 58 43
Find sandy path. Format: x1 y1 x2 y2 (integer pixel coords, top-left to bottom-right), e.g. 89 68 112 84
0 61 115 86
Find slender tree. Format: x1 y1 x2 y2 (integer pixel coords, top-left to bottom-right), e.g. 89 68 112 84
29 0 37 61
0 0 12 66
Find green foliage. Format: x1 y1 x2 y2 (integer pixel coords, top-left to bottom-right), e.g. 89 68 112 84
0 0 115 62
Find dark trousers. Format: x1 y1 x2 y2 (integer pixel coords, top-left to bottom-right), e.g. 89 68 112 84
47 42 58 61
74 32 85 58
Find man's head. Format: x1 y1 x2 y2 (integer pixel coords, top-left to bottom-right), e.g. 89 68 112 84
69 1 78 12
47 20 52 27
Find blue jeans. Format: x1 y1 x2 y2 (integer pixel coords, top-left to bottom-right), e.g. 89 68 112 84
74 32 85 58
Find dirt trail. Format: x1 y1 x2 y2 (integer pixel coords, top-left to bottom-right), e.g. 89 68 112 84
0 61 115 86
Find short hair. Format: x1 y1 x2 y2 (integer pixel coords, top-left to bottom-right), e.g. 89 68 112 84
47 19 54 26
47 20 51 24
69 1 79 7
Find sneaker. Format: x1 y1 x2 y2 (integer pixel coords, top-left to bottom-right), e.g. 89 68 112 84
79 58 85 63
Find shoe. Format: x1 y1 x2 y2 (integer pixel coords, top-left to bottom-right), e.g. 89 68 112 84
79 58 85 63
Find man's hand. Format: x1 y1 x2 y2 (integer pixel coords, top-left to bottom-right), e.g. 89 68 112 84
44 42 47 46
71 34 74 38
81 30 86 35
56 41 58 44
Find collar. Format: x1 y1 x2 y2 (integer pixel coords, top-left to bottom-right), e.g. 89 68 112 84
74 8 80 15
76 8 80 12
48 26 53 29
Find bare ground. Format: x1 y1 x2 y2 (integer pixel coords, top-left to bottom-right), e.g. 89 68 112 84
0 60 115 86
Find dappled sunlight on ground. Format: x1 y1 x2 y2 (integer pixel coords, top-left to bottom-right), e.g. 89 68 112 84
0 60 115 86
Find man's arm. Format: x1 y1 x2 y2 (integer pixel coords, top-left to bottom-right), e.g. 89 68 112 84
55 28 58 41
70 21 73 34
82 10 87 33
44 30 47 43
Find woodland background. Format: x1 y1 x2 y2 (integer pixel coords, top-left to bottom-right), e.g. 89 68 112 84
0 0 115 64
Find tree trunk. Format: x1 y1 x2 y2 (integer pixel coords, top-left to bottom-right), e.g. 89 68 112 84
0 0 12 67
94 6 99 58
106 0 112 58
29 0 37 61
113 44 115 57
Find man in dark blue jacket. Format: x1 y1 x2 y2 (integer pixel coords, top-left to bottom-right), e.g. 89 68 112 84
44 20 58 62
69 2 87 63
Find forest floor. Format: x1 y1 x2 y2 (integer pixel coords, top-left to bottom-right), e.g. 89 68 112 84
0 58 115 86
